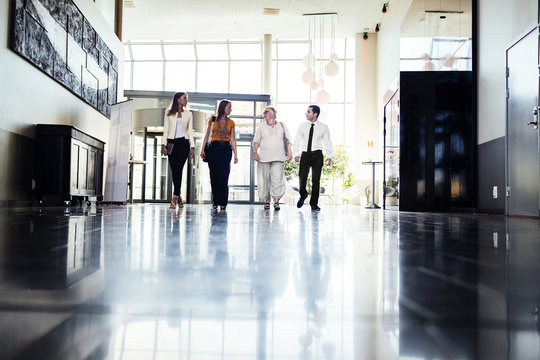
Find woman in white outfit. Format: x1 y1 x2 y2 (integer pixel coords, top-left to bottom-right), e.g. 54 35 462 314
253 106 293 210
161 92 195 209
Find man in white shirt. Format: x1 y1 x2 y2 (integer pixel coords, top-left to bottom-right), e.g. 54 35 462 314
293 105 332 211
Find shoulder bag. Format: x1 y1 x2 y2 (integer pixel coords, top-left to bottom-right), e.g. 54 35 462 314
279 122 289 156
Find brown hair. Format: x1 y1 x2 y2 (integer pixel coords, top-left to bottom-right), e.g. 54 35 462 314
166 92 187 116
214 99 231 122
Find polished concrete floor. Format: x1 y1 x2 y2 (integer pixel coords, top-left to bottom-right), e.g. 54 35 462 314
0 204 539 360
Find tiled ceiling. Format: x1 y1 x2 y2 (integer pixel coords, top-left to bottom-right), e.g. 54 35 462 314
122 0 389 41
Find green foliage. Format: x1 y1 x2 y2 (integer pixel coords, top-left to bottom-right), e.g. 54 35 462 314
386 177 398 197
284 159 299 182
322 144 349 180
284 145 351 193
343 172 353 188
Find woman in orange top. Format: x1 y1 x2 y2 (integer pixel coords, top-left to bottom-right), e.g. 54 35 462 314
200 99 238 211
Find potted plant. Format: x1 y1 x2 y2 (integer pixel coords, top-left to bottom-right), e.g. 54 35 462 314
385 177 398 206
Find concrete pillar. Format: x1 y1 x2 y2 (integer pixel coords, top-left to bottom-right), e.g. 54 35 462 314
354 32 380 204
263 34 272 95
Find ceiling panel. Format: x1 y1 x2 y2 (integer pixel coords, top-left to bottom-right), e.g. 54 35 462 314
122 0 389 41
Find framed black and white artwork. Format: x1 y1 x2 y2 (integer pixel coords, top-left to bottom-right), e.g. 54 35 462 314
10 0 118 118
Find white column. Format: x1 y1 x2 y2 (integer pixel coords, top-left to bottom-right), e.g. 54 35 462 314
263 34 272 95
354 32 379 202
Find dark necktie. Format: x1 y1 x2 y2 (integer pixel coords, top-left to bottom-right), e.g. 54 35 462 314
307 123 314 152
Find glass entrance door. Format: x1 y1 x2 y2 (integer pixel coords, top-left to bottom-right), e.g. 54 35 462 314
131 129 177 203
228 136 255 203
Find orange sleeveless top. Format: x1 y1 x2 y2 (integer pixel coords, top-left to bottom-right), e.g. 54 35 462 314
208 117 235 142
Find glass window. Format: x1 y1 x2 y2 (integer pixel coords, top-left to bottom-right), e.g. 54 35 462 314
277 61 310 102
197 62 228 92
274 103 308 132
312 38 346 60
163 44 196 60
230 61 262 94
196 43 229 60
124 62 132 90
344 60 355 102
317 60 344 100
230 117 254 135
132 62 163 90
324 104 344 145
124 45 131 61
229 43 261 60
256 102 268 116
164 62 196 92
345 38 355 59
130 44 163 61
344 104 355 147
277 42 309 59
229 101 254 116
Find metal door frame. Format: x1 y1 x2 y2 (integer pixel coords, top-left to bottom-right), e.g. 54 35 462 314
125 91 272 205
505 25 540 216
383 89 399 210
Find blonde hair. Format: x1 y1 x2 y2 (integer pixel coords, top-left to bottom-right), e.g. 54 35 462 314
264 106 277 119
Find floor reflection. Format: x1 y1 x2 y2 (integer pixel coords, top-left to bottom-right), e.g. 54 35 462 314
0 205 539 359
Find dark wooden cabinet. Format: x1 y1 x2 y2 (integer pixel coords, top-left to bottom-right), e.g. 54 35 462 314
35 125 105 203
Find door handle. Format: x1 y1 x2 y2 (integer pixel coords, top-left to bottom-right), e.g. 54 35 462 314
528 106 538 129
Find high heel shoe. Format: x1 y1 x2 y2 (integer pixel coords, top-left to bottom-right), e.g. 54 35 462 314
178 196 184 208
170 195 179 209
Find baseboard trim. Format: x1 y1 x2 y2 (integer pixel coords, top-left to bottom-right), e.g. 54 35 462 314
474 208 505 215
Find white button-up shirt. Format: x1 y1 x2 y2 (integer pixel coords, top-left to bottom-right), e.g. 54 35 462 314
293 120 333 158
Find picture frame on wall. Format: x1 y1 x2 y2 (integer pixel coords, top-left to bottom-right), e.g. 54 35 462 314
9 0 118 117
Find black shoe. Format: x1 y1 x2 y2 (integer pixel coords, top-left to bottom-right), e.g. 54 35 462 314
311 205 321 211
297 197 306 208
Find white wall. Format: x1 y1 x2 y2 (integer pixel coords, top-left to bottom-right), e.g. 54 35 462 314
376 0 413 113
0 0 124 142
353 0 414 175
477 0 538 144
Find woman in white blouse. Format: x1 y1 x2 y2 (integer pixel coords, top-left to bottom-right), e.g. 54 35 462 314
161 92 195 209
253 106 293 210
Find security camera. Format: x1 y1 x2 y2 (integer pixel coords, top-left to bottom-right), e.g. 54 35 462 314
363 32 368 40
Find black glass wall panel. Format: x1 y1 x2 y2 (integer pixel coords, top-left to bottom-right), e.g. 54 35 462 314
399 71 475 212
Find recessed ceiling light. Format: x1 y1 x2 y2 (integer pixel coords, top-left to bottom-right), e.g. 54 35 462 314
263 8 280 16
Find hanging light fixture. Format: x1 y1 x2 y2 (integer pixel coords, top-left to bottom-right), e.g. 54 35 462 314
301 13 339 106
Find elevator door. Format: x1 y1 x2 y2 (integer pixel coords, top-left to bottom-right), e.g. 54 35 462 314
507 28 540 217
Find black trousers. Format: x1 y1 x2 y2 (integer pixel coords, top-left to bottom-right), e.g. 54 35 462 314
298 150 323 206
167 137 190 196
207 141 232 206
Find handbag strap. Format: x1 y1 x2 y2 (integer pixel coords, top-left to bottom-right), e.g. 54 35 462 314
280 122 289 154
279 122 286 138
